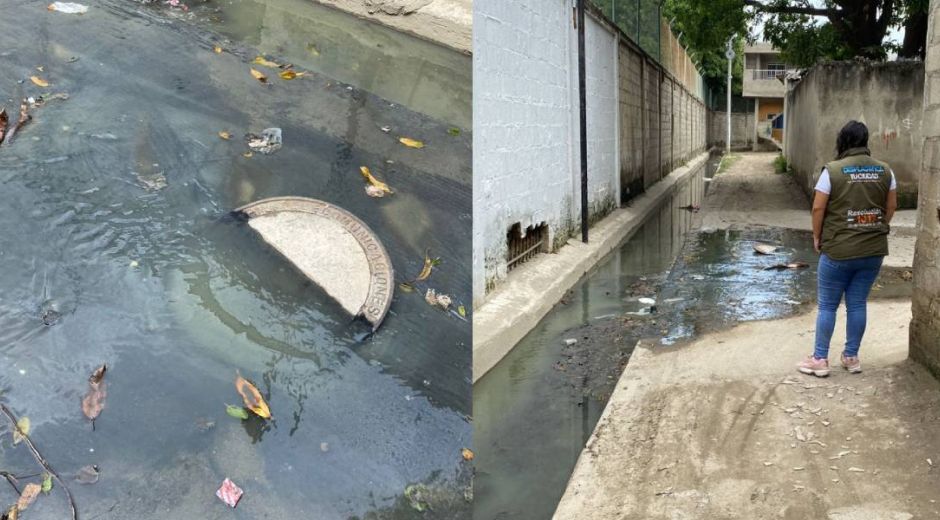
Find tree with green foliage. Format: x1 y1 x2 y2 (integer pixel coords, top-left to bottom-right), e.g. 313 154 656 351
664 0 929 92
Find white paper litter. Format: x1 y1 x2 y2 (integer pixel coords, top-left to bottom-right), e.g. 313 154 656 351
48 2 89 13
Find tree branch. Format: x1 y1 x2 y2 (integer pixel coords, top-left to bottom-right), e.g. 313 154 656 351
743 0 839 18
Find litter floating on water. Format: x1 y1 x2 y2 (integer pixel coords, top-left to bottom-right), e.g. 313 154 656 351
638 297 656 305
48 1 88 14
216 478 243 508
246 127 282 155
753 243 778 255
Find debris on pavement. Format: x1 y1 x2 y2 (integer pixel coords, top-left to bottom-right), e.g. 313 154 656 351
216 478 244 508
246 128 281 154
48 1 89 13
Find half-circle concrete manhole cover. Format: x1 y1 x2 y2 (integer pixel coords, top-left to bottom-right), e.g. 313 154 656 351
234 197 394 331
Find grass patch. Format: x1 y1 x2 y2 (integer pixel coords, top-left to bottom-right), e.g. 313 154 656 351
773 154 788 174
716 153 741 175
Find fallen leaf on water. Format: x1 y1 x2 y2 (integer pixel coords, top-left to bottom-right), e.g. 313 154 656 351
29 76 49 88
81 364 107 421
0 108 8 144
399 137 424 149
249 68 268 84
235 372 271 419
753 243 778 255
41 473 52 494
359 166 392 194
447 127 460 136
242 151 253 158
74 465 99 484
213 45 222 54
13 416 30 445
278 69 306 80
218 131 231 140
16 483 40 512
398 282 415 293
458 305 467 318
251 56 280 68
461 448 474 461
4 505 16 520
764 262 810 271
226 404 250 420
415 250 441 282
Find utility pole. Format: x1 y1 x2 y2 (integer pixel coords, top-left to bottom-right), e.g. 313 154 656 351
725 37 735 154
577 0 588 243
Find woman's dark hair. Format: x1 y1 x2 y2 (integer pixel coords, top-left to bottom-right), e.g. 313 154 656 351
836 120 869 157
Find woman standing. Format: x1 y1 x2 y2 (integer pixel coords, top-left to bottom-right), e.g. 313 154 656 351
798 121 898 377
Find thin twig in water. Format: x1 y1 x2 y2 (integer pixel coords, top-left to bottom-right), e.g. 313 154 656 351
0 403 78 520
0 470 21 495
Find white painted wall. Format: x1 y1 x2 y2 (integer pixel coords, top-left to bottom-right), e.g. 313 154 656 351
473 0 621 307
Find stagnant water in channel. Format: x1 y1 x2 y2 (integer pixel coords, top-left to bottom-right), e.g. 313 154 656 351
0 1 470 518
473 154 829 520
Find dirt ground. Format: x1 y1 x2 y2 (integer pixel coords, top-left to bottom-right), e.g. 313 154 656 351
554 153 937 520
700 153 916 268
310 0 472 53
555 301 940 520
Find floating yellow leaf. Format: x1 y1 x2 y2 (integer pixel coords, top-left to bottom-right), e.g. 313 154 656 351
213 45 222 54
242 151 253 158
249 68 268 84
399 282 415 293
13 416 29 445
415 250 440 282
278 70 306 80
82 364 107 421
218 130 231 140
399 137 424 149
251 56 280 68
458 305 467 318
235 372 271 419
359 166 392 194
30 76 49 88
16 483 40 512
462 448 474 461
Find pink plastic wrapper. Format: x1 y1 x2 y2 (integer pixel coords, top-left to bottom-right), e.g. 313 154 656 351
216 478 244 508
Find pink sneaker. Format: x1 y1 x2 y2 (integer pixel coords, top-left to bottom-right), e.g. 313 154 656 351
841 353 862 373
798 356 830 377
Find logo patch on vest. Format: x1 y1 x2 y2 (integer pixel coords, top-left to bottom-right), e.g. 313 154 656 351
841 165 885 183
846 208 884 227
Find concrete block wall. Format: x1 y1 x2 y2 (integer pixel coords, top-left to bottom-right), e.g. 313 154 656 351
707 110 756 150
473 0 706 307
911 0 940 376
784 61 925 207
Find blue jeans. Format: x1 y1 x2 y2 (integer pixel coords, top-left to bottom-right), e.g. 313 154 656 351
814 254 884 359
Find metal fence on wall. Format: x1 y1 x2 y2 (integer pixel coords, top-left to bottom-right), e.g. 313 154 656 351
589 0 661 60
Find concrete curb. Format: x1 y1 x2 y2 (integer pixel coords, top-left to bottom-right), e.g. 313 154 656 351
472 152 711 382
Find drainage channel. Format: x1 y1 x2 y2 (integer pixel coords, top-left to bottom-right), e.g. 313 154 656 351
472 169 705 520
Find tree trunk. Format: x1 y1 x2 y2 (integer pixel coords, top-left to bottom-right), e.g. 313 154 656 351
900 8 928 59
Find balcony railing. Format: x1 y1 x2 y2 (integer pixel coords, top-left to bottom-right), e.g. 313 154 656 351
750 69 785 81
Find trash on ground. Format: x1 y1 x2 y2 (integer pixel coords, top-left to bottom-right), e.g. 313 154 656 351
399 137 424 149
225 404 250 420
359 166 392 195
47 1 89 13
235 372 271 419
638 297 656 305
564 338 578 346
13 416 30 445
753 243 779 255
81 364 107 422
29 76 49 88
74 465 99 484
249 68 268 84
216 478 244 508
424 288 452 310
246 128 281 154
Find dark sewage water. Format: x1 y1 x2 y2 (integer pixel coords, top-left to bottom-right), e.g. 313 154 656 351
0 0 471 518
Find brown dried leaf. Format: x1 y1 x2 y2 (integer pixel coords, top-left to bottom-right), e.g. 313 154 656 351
82 364 107 420
15 484 40 512
249 68 267 84
235 373 271 419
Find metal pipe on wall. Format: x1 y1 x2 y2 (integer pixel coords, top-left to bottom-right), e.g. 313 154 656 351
577 0 588 243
